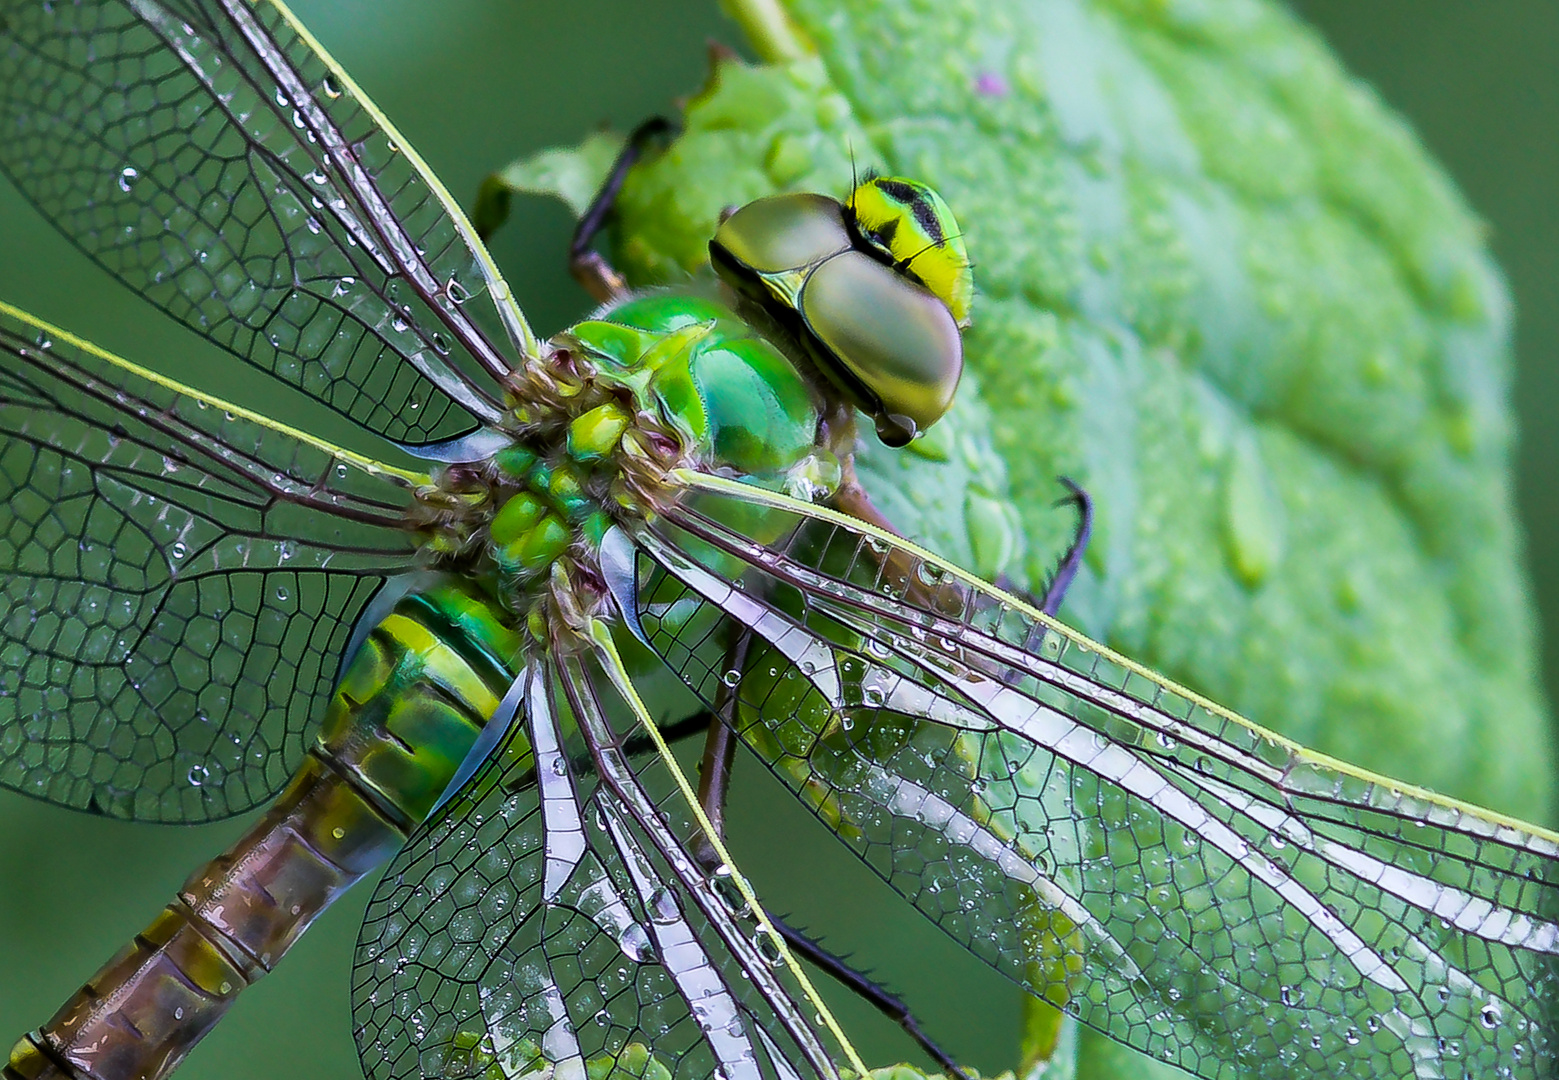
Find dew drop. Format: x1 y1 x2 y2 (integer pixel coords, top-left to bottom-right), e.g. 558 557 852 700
618 924 653 962
755 928 786 968
118 166 138 192
647 887 680 924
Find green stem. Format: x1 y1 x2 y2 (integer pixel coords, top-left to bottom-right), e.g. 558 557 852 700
719 0 814 63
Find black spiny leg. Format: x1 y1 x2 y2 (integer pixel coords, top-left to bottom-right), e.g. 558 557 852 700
1012 477 1093 658
691 632 974 1080
1037 477 1092 617
569 116 676 302
765 924 972 1080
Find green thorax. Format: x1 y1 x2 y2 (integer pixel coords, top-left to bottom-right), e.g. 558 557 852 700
428 292 837 625
561 293 830 481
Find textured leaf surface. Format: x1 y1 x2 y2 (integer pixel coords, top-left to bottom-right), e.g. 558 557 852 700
505 2 1552 1075
612 0 1550 829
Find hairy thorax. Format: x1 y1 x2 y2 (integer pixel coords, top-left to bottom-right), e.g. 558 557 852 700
407 292 842 645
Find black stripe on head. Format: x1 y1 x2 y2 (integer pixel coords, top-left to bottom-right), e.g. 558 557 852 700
910 195 944 246
874 178 918 205
876 180 946 247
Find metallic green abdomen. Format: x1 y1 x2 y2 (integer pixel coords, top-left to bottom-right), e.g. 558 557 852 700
319 582 526 825
10 582 525 1080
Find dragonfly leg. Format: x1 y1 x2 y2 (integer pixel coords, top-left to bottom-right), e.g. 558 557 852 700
690 630 751 868
569 116 677 303
1002 478 1094 664
829 452 904 538
689 634 974 1080
1034 477 1093 617
765 920 975 1080
835 457 1093 623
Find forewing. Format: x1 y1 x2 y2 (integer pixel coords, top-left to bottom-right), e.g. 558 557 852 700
0 304 421 821
354 659 839 1080
628 470 1559 1080
0 0 536 445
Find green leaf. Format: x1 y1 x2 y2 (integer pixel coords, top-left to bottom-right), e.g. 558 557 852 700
610 0 1549 828
498 3 1549 1075
473 129 628 238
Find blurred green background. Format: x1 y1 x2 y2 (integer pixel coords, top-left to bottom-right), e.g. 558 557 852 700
0 2 1553 1077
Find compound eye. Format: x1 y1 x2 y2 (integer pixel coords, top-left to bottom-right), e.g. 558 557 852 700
710 192 852 276
801 250 962 445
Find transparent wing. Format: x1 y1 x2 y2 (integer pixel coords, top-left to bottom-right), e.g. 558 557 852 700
0 0 538 446
354 657 842 1080
0 302 423 821
624 470 1559 1080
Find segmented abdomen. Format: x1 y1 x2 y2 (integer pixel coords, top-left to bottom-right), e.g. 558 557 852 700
6 582 523 1080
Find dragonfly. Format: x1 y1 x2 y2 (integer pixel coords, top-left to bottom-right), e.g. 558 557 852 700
2 2 1558 1080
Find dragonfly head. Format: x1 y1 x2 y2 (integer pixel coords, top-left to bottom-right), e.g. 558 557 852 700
709 179 970 448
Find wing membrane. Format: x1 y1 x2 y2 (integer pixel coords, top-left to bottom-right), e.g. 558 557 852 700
354 658 843 1080
0 0 535 445
0 302 422 820
626 470 1559 1080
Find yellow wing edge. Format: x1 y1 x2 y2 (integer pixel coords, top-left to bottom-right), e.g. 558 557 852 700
0 299 432 491
673 468 1559 847
262 0 543 361
588 621 870 1080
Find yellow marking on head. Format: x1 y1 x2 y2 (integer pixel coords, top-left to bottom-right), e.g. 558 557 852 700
847 177 973 327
